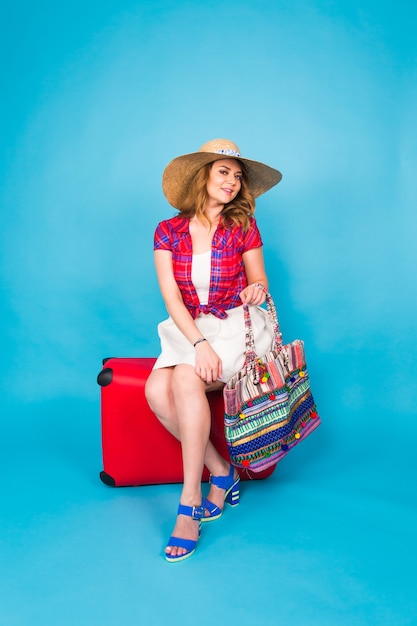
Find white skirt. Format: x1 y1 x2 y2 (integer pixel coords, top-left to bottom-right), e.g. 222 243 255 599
153 305 275 383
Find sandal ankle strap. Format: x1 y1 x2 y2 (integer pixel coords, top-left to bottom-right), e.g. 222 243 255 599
177 503 205 520
209 464 236 489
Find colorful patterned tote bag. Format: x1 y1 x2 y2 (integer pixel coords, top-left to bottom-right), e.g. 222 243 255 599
223 293 320 472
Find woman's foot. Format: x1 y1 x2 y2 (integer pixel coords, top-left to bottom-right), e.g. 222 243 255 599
165 504 204 561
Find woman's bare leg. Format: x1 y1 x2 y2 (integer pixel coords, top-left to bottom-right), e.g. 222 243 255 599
145 366 236 557
145 368 230 476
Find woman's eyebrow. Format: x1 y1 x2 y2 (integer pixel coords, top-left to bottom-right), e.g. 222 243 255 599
217 164 243 174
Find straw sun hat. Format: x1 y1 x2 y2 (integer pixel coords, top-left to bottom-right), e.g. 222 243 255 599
162 138 282 209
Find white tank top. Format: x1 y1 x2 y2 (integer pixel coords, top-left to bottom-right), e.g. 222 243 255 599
191 250 211 305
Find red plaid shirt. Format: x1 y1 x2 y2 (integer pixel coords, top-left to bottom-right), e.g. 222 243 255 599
154 216 263 319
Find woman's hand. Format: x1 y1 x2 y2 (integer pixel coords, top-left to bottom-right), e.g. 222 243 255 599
240 283 267 306
194 341 223 384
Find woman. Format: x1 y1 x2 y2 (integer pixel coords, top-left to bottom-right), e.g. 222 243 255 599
145 139 282 562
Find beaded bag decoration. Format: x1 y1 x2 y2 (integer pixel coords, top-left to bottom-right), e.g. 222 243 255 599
223 293 320 472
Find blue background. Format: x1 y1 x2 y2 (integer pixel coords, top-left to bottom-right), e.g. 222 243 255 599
1 1 416 625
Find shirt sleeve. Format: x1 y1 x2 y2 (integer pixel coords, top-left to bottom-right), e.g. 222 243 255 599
154 220 172 251
242 217 263 251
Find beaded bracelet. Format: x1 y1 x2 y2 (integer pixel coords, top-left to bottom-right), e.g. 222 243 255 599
193 338 207 347
253 283 267 294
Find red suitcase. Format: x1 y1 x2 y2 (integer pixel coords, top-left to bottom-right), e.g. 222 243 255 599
98 357 276 486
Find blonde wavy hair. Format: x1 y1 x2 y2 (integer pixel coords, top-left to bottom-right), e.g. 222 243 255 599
178 161 255 231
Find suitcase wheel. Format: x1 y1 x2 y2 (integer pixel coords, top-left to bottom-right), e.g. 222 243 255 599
100 471 116 487
97 368 113 387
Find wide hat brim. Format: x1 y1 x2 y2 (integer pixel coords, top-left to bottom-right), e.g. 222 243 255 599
162 142 282 209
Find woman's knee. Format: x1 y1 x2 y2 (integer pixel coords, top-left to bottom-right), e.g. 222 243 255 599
145 369 173 412
172 364 197 388
144 372 155 406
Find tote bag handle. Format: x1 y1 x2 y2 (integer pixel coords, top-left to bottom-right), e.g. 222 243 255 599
243 293 283 383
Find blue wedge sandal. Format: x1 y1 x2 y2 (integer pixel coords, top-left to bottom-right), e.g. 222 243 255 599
165 503 204 563
202 464 240 523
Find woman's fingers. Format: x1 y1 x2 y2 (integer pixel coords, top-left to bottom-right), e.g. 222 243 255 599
240 283 267 305
196 362 221 384
197 367 217 384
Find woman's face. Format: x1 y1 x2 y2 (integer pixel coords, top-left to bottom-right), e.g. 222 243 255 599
205 159 242 207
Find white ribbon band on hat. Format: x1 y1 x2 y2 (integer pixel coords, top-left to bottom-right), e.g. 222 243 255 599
215 149 241 157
